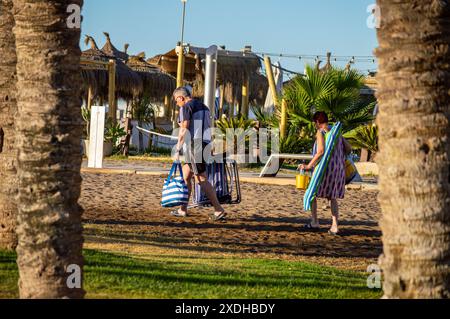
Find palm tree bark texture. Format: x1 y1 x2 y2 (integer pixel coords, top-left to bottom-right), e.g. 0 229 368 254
376 1 450 298
0 0 18 251
12 0 85 298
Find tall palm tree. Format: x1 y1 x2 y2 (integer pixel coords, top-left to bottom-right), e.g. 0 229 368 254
12 0 85 298
376 1 450 298
0 0 18 251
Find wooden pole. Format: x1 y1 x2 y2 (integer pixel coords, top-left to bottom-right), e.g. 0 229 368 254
264 56 278 106
229 103 234 118
280 99 287 139
176 44 185 88
241 75 250 118
108 59 117 123
87 86 93 110
164 95 171 119
219 84 225 118
264 56 287 137
174 44 185 128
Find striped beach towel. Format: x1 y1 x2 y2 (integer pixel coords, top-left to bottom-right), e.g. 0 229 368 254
161 161 189 208
303 122 343 211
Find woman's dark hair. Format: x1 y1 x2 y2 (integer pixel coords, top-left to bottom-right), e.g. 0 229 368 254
312 111 328 124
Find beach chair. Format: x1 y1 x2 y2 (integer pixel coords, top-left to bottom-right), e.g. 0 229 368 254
259 153 313 177
189 159 241 208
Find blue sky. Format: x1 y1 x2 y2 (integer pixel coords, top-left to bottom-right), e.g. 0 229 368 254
81 0 378 76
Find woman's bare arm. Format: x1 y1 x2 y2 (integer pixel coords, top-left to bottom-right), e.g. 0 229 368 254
308 130 325 168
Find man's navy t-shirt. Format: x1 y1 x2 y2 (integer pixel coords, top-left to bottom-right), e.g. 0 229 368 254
178 99 211 143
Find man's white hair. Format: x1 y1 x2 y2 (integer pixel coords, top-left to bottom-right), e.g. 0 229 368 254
173 86 191 99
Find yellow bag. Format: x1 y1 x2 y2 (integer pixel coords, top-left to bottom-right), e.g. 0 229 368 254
345 158 357 184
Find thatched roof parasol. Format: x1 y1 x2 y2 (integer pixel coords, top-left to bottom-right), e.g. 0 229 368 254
101 32 129 61
100 32 143 100
191 71 267 107
148 46 265 105
148 46 261 83
127 52 176 101
81 34 143 101
318 52 333 73
81 35 109 98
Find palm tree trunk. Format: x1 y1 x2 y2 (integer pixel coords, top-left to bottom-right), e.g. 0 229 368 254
376 0 450 298
0 0 18 251
12 0 85 298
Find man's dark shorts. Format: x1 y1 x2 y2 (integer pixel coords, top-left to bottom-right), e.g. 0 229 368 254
185 141 210 175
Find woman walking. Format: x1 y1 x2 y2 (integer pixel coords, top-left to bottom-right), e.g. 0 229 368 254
299 111 351 235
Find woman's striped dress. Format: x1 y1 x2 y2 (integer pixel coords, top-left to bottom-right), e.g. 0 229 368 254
313 130 346 200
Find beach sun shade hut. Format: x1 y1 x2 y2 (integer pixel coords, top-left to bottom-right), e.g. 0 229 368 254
101 32 129 62
81 36 110 107
126 52 176 102
147 46 268 108
100 32 143 101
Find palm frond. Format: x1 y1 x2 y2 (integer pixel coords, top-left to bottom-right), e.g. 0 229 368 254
343 124 378 153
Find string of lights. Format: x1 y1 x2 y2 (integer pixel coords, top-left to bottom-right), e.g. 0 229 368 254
254 51 378 77
253 51 377 64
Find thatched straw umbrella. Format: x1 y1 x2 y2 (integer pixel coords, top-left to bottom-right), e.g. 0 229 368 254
319 52 333 73
126 52 176 101
81 35 110 104
99 32 143 100
149 46 267 107
101 32 129 62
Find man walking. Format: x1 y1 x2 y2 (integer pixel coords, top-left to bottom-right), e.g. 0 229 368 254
172 87 226 221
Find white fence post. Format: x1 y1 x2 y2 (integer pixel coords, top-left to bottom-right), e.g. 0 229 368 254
88 106 106 168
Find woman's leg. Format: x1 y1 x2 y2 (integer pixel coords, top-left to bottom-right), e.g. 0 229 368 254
330 198 339 233
311 199 320 227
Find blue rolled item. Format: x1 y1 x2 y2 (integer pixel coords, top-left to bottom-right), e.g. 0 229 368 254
303 122 343 211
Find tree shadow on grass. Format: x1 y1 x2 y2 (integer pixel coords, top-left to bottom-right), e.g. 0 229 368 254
85 218 382 238
83 250 375 295
84 227 382 259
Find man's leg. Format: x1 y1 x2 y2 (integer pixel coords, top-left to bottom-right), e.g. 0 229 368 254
178 164 193 215
195 172 224 214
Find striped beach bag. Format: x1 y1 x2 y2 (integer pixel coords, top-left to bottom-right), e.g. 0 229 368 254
303 122 343 211
161 161 189 208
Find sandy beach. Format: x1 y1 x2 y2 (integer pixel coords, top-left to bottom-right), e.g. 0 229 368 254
80 170 382 271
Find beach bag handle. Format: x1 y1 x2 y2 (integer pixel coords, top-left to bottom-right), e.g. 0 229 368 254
167 161 184 182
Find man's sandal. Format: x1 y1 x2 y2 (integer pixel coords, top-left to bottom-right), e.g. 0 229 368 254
209 210 227 222
171 209 187 217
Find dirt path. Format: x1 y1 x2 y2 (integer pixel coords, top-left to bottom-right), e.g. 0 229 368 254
80 173 382 271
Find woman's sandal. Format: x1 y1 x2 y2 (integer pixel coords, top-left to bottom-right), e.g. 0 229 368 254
303 223 320 231
328 229 339 236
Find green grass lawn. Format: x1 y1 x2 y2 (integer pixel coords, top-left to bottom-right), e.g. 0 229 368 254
0 249 381 299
